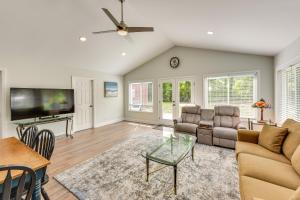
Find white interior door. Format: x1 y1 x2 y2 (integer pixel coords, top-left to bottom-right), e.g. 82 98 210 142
159 78 195 125
72 77 94 131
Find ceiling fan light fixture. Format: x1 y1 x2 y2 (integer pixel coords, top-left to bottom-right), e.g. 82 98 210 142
79 36 87 42
117 29 128 36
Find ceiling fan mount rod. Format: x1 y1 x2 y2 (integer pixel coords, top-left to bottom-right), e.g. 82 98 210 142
120 0 124 22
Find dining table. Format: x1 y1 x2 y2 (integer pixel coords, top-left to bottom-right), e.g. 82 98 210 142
0 137 50 200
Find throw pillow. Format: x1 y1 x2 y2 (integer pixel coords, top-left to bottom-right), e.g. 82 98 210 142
258 125 288 153
291 145 300 176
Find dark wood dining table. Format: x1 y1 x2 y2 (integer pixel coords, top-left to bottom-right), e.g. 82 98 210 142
0 137 50 200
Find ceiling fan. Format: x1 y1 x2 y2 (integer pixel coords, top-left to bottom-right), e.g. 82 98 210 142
93 0 154 36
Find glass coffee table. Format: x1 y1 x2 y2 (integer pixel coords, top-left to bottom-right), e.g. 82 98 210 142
141 133 196 194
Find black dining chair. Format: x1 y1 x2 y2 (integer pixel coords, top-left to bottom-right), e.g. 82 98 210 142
0 165 36 200
20 126 38 148
32 129 55 200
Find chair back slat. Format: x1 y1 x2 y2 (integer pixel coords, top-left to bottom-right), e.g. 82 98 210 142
20 126 38 148
3 169 12 200
0 165 36 200
15 172 26 199
33 129 55 160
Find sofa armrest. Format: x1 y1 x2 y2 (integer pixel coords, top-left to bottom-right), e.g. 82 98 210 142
237 129 260 144
199 120 214 128
173 117 182 125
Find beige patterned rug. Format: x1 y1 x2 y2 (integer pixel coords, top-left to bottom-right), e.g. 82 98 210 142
55 132 240 200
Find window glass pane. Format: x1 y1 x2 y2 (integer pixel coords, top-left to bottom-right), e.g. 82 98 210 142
162 82 173 119
278 65 300 122
129 82 153 112
179 81 191 103
206 74 256 118
207 77 228 108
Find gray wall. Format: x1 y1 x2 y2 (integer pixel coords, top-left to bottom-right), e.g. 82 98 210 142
1 65 124 138
274 36 300 121
124 46 274 124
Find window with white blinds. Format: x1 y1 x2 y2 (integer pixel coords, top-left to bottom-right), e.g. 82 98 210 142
204 72 258 118
278 64 300 123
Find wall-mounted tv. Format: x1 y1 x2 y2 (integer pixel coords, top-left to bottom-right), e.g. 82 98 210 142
10 88 75 121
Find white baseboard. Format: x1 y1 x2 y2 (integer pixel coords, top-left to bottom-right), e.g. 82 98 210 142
94 118 124 128
124 117 159 125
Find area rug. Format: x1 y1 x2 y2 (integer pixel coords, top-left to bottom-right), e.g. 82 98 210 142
54 132 240 200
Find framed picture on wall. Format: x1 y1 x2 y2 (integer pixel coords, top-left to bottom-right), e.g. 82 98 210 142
104 82 118 97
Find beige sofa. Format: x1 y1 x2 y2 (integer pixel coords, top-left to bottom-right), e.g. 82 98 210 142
236 119 300 200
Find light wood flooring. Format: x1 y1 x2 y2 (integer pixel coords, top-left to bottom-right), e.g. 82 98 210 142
45 121 157 200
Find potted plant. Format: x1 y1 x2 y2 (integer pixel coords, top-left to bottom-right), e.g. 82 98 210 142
252 98 271 122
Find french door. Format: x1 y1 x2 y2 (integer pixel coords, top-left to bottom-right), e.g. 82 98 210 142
159 78 195 125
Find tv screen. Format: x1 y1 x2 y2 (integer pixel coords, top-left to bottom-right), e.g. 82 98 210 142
10 88 75 121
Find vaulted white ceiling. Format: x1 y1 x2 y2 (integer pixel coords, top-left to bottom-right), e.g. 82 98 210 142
1 0 300 75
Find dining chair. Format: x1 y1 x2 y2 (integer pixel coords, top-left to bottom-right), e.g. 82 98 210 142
0 165 36 200
20 126 38 148
33 129 55 200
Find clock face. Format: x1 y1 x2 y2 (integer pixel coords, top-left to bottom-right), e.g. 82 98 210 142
170 57 180 69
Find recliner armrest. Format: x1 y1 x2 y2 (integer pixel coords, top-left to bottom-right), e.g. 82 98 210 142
173 117 182 124
237 129 260 144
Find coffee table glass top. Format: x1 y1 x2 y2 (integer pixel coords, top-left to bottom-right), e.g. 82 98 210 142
142 133 196 166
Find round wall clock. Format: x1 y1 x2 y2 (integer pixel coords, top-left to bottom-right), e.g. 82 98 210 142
170 57 180 69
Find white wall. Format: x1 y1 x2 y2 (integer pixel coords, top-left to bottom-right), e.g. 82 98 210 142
274 36 300 121
1 65 124 138
124 46 274 124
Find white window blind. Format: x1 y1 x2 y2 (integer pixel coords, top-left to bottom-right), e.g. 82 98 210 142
278 64 300 123
128 82 153 112
205 72 257 118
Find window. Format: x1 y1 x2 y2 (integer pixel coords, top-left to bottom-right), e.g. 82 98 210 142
204 72 258 118
129 82 153 112
278 64 300 123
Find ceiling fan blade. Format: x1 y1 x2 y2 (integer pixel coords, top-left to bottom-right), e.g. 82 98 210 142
127 27 154 33
102 8 120 27
93 30 116 34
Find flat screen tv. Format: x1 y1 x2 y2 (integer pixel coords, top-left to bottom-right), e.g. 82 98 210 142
10 88 75 121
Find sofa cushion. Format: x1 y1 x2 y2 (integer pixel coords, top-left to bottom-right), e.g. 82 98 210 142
282 119 300 160
291 145 300 176
213 127 237 140
258 125 288 153
182 113 201 124
238 153 300 190
236 141 290 164
240 176 295 200
289 186 300 200
200 109 214 121
214 106 241 128
175 123 198 134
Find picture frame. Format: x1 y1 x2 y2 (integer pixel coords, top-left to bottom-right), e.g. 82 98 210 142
104 82 118 97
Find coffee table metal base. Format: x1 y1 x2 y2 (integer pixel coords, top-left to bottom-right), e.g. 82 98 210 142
145 146 194 195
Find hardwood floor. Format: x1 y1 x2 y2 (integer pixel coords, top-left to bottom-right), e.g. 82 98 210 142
45 121 156 200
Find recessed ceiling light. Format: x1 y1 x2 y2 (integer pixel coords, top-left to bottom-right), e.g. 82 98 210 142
121 52 126 56
79 36 87 42
207 31 214 35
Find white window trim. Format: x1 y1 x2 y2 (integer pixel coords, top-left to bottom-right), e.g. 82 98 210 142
128 80 154 113
203 70 260 119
